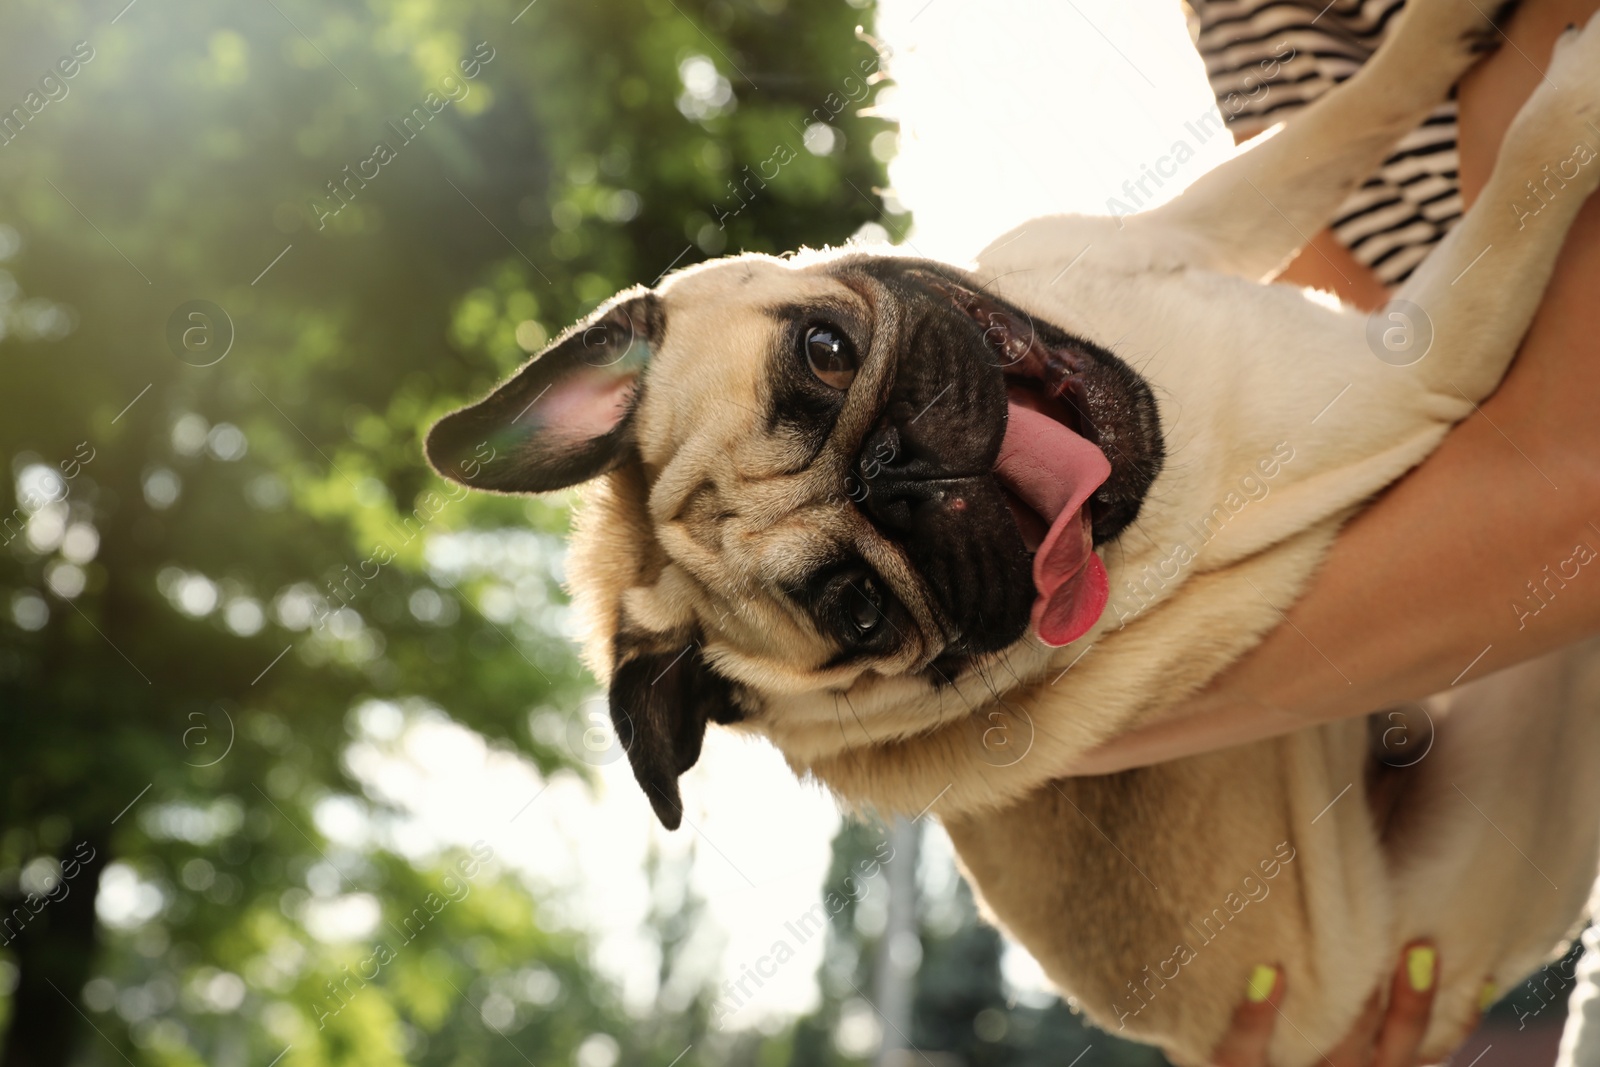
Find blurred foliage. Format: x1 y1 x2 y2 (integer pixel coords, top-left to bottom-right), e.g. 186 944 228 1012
0 0 897 1063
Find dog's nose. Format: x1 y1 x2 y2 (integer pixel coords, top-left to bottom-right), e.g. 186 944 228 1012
847 394 1033 655
857 416 964 482
854 421 970 533
857 423 906 479
856 472 937 534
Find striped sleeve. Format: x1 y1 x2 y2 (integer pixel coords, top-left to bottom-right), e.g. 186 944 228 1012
1187 0 1458 286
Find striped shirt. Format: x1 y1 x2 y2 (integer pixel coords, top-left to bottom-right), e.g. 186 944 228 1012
1189 0 1460 285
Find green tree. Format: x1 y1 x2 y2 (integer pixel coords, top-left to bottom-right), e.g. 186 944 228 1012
0 0 897 1063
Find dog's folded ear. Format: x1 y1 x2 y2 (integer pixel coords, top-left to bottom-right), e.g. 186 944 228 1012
608 638 740 830
426 289 662 494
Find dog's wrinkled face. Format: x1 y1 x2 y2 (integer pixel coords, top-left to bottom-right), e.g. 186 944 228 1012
427 249 1161 825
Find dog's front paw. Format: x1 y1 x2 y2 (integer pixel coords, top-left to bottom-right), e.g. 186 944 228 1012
1501 12 1600 184
1370 0 1519 99
1460 0 1521 55
1545 12 1600 109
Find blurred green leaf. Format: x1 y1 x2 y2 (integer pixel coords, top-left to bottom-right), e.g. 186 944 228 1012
0 0 898 1063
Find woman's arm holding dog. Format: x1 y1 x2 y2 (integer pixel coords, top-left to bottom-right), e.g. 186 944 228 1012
1078 0 1600 775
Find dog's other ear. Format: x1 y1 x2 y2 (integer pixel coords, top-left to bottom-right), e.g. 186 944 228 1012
608 639 740 830
426 290 662 493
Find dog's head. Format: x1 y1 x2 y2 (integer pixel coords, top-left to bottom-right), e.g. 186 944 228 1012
427 250 1162 826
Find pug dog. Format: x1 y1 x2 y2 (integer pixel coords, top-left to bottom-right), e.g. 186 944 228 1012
427 2 1600 1063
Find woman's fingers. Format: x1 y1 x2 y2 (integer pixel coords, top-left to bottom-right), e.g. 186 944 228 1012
1436 978 1495 1067
1211 965 1284 1067
1210 947 1474 1067
1370 943 1439 1067
1326 990 1387 1066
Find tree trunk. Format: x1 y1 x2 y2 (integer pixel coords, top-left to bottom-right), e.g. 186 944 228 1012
874 818 921 1066
0 832 112 1067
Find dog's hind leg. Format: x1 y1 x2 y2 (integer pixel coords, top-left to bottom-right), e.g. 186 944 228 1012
1386 17 1600 404
1135 0 1516 281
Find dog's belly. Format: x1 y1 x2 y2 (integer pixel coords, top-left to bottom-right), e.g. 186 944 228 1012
945 640 1600 1067
944 723 1385 1067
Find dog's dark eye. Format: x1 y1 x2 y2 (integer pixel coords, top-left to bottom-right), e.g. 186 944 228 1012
796 564 899 657
803 324 858 390
847 577 883 636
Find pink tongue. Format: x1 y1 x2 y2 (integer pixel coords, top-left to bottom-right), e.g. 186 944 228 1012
995 402 1112 646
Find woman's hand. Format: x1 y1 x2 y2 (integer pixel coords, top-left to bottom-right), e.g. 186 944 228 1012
1210 944 1481 1067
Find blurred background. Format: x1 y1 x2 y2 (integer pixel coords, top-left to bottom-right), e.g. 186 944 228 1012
0 0 1576 1065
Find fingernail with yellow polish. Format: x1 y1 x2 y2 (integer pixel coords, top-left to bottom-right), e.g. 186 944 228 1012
1247 964 1278 1003
1406 946 1437 992
1479 981 1498 1012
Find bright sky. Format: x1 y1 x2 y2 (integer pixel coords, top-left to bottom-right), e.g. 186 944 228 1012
334 0 1239 1036
877 0 1234 261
